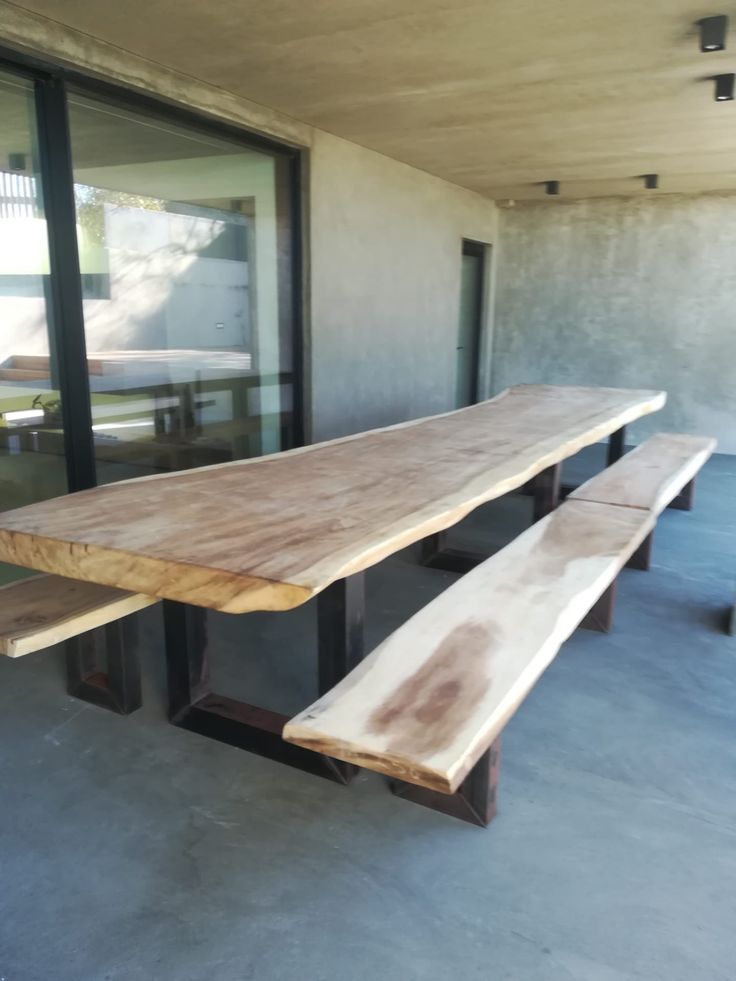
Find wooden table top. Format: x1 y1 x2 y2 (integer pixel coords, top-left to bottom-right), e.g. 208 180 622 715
0 384 665 614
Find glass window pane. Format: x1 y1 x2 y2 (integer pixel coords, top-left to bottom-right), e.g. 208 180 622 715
67 91 295 482
0 70 68 585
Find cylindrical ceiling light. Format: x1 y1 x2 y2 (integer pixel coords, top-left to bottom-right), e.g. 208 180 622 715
545 180 560 195
643 174 659 189
698 15 728 52
713 73 735 101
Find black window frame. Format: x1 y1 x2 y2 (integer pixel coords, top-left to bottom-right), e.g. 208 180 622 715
460 238 488 406
0 43 305 492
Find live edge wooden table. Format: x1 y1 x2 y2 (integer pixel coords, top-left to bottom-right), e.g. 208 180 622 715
0 384 665 784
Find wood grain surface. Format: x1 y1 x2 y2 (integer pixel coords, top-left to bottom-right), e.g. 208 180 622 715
283 499 655 793
569 432 715 515
0 574 157 658
0 384 665 613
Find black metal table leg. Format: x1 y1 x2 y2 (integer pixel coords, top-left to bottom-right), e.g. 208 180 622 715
425 426 631 573
316 577 365 781
66 616 141 715
164 601 210 721
318 575 364 693
390 738 501 827
607 425 627 465
533 462 562 522
163 573 366 783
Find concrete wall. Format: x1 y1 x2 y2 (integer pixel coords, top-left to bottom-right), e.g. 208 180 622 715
309 131 497 441
492 194 736 452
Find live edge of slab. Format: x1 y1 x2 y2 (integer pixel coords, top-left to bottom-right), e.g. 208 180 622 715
0 384 666 614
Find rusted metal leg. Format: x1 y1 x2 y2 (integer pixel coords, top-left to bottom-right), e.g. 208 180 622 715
626 530 654 570
66 616 141 715
315 576 365 782
164 601 210 721
390 738 501 827
163 576 365 784
669 477 695 511
533 462 562 522
318 575 365 694
607 426 626 465
580 580 617 632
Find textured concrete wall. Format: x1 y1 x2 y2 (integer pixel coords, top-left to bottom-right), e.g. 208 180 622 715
493 194 736 452
309 131 498 441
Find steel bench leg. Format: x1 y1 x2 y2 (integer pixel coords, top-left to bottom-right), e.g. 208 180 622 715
163 574 365 784
390 738 501 827
626 530 654 571
728 603 736 637
669 477 695 511
66 616 142 715
579 580 617 632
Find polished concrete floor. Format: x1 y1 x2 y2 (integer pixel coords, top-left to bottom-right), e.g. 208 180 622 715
0 448 734 981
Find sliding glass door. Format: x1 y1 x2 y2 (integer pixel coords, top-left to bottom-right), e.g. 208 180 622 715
67 91 296 481
0 69 68 583
0 52 300 519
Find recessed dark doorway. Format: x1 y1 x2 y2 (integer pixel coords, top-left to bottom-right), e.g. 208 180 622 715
455 239 487 407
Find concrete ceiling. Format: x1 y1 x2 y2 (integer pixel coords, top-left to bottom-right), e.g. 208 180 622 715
9 0 736 200
0 75 249 169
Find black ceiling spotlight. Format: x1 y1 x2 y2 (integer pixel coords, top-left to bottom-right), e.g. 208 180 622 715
8 152 26 172
713 72 735 100
544 180 560 195
698 15 728 52
643 173 659 189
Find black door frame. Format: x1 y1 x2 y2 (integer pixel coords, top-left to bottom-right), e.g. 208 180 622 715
460 238 488 406
0 45 305 492
34 75 96 491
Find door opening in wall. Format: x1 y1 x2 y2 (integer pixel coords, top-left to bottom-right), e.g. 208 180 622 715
455 239 487 407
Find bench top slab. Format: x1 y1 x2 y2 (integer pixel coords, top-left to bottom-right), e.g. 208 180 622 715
0 574 158 658
570 433 715 515
0 384 664 613
283 498 655 793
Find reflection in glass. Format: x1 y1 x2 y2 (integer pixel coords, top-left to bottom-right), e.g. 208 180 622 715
68 92 295 482
0 70 68 584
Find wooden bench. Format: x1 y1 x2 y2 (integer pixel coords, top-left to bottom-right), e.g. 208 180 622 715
569 432 715 573
0 574 157 714
283 431 714 826
284 498 654 824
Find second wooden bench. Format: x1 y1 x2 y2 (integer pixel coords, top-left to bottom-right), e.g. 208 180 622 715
283 432 715 826
0 574 157 714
